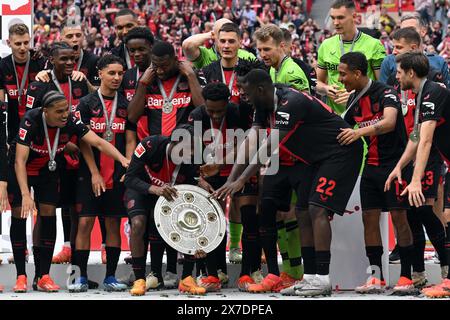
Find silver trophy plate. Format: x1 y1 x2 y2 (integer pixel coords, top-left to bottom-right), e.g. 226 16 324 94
154 184 226 254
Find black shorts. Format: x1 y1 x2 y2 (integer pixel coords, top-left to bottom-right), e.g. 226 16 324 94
76 175 127 218
206 175 258 197
420 159 443 200
124 188 158 219
361 164 412 212
58 169 78 207
309 147 362 216
7 168 59 208
262 162 314 211
445 171 450 209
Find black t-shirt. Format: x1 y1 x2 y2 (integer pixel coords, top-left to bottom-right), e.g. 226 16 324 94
199 59 254 130
418 80 450 165
344 81 407 166
76 91 130 189
260 84 360 165
8 108 89 176
124 135 197 195
0 102 7 181
0 54 46 143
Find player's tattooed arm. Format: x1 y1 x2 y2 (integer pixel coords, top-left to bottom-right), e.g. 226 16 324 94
339 106 397 145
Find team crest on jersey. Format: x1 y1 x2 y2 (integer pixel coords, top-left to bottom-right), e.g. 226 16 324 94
117 108 127 118
134 143 146 158
26 95 34 109
5 74 13 81
372 103 380 113
60 134 69 143
19 128 27 140
73 88 82 97
178 82 189 91
128 80 135 86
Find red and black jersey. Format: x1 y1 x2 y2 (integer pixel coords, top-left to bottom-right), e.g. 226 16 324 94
0 54 46 143
121 66 149 140
344 81 407 166
188 104 240 176
124 135 197 195
45 50 100 86
387 74 444 165
418 80 450 166
8 108 89 176
267 84 362 165
252 88 305 167
134 73 195 137
199 59 254 130
77 91 130 189
0 102 7 181
25 76 89 113
26 76 89 170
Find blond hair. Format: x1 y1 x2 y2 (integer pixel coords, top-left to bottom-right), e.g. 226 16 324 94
253 24 283 45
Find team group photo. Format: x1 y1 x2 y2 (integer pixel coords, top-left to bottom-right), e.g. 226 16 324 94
0 0 449 303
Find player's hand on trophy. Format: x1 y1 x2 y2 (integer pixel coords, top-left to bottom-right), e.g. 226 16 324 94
198 177 215 194
151 184 178 201
212 178 245 200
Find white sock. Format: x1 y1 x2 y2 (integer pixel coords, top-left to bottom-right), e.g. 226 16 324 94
316 274 330 284
63 242 71 248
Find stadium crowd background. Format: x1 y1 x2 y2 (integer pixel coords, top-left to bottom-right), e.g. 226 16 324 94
31 0 450 68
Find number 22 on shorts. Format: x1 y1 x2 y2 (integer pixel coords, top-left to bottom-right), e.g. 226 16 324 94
315 177 336 201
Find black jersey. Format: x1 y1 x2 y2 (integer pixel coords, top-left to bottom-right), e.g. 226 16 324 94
124 135 197 195
387 73 444 165
25 76 89 113
121 66 149 141
188 104 241 176
344 81 407 166
265 84 362 165
8 108 89 176
44 50 100 86
418 80 450 165
0 54 46 143
76 91 130 189
199 59 254 130
0 102 7 181
110 44 134 70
